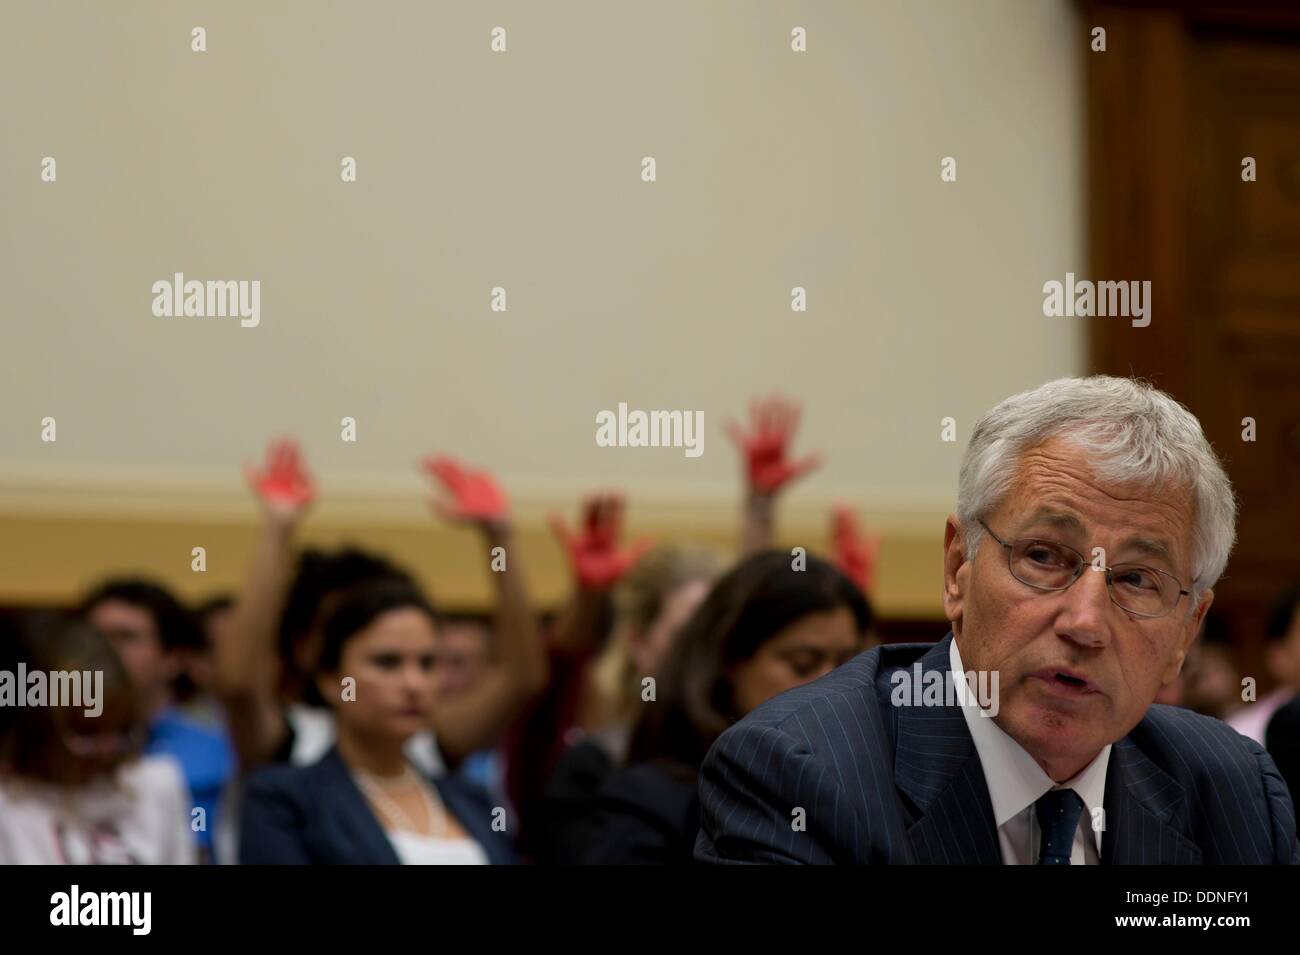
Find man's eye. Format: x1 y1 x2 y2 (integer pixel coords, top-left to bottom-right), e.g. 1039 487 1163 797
371 655 401 669
1026 545 1066 566
1115 568 1159 591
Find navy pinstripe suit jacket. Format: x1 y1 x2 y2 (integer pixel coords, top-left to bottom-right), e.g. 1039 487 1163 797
696 634 1299 864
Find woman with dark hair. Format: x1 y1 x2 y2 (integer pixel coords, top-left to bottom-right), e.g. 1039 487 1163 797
239 578 513 864
214 440 546 776
0 616 196 864
585 549 873 863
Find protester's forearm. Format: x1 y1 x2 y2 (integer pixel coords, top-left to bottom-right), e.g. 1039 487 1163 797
214 517 296 698
741 491 776 557
430 526 547 764
483 525 548 694
549 587 612 654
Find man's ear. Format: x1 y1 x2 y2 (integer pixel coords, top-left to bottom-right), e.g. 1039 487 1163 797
943 514 970 631
1163 588 1213 685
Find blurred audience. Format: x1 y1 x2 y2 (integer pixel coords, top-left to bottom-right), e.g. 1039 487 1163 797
1174 611 1242 719
239 578 513 864
435 614 508 804
523 541 720 863
33 391 1292 867
214 441 546 782
79 579 234 861
187 594 235 730
584 549 874 863
1266 693 1300 807
1229 582 1300 745
0 616 196 864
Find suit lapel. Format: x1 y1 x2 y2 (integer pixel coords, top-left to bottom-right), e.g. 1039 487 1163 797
890 636 1202 865
891 635 1003 864
1101 736 1201 865
314 748 401 865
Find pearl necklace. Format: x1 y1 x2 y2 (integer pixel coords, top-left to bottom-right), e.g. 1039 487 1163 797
353 765 447 837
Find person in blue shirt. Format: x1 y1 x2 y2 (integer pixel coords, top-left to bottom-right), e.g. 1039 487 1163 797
80 579 236 862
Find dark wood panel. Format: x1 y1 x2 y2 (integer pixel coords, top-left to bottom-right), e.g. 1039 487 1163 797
1083 0 1300 685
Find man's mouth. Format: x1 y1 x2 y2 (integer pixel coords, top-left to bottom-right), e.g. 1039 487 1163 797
1029 668 1099 695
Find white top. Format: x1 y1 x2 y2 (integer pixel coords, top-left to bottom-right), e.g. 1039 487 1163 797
387 829 489 866
951 637 1110 865
0 755 197 865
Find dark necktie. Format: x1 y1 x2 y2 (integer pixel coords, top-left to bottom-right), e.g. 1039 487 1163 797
1035 788 1084 865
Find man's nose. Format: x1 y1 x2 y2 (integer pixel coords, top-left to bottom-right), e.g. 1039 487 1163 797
1056 566 1112 647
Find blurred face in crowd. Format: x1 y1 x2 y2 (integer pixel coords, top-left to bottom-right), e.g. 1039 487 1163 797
18 628 143 788
86 599 178 716
1266 607 1300 689
1181 641 1241 718
944 437 1213 782
190 604 233 695
433 620 490 699
321 608 438 743
55 705 142 786
629 578 712 679
729 605 863 716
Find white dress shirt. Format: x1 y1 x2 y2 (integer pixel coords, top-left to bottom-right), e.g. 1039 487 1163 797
950 638 1110 864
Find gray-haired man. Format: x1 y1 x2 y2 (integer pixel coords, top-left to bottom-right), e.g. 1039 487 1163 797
696 376 1297 864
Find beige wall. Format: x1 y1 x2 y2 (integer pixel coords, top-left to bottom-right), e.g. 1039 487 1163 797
0 1 1085 614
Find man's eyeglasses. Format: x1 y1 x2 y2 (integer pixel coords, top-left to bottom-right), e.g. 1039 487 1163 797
978 520 1192 619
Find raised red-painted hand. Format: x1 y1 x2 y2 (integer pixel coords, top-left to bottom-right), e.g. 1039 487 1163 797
550 493 653 590
832 505 879 594
245 438 316 516
726 396 822 494
422 455 509 523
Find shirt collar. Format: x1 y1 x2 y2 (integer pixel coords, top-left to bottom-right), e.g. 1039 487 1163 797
950 636 1110 849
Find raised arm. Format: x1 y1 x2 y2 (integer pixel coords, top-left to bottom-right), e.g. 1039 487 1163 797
548 492 652 654
421 456 549 766
726 396 821 557
213 438 315 770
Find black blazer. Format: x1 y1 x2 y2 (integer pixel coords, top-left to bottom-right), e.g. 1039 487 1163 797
240 746 514 865
1265 695 1300 809
530 738 616 865
584 760 700 865
697 633 1300 864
